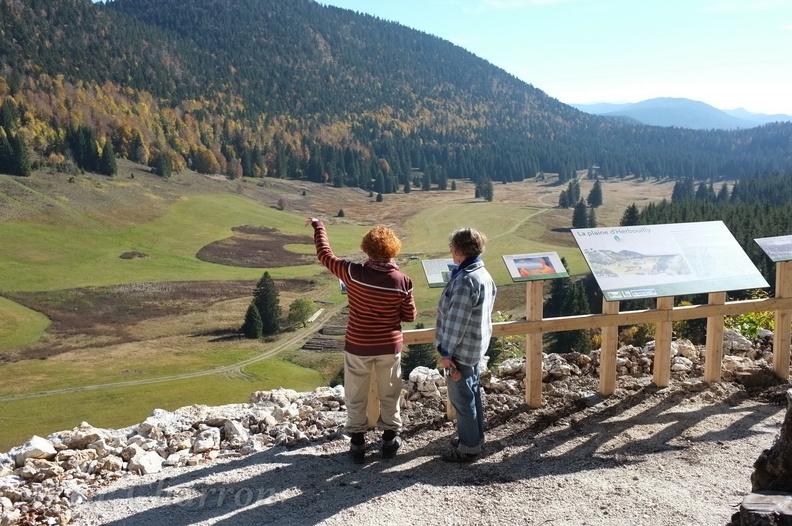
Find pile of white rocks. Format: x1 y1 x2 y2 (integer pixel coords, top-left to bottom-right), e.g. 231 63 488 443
0 386 346 525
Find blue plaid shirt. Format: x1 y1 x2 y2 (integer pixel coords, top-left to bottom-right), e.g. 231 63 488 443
435 258 497 366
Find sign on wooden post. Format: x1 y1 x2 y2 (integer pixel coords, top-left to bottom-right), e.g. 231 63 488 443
704 292 727 383
774 261 792 379
653 296 674 387
525 280 544 408
599 299 620 396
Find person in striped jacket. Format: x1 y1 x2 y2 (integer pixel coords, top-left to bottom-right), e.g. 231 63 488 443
308 218 416 462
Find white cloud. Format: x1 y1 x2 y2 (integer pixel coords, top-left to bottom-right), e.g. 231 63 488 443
784 23 792 30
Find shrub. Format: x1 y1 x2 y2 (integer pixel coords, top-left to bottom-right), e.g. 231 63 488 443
725 311 774 340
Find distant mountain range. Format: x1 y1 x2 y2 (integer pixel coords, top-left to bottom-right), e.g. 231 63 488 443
574 98 792 130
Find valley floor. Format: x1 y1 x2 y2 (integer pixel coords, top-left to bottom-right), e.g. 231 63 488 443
75 381 785 526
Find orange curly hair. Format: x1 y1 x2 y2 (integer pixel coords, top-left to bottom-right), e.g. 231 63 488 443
361 225 401 260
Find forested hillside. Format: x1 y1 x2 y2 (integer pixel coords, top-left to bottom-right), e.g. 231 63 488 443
1 0 791 186
623 173 792 289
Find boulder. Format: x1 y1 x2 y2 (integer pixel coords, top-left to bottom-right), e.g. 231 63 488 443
17 458 64 482
758 328 774 339
192 428 221 454
223 420 249 447
138 408 195 437
14 436 56 467
64 422 109 450
671 356 694 373
724 329 753 353
751 389 792 492
497 358 524 376
673 339 699 361
127 451 163 475
100 455 124 472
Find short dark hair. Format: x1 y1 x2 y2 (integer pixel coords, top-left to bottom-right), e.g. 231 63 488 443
450 228 487 258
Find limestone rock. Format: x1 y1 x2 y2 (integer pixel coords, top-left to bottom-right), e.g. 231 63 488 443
14 436 56 467
100 455 124 472
223 420 249 447
64 422 109 450
192 428 221 454
671 356 694 373
163 450 191 468
673 339 699 361
138 408 195 437
127 451 163 475
724 329 753 353
497 358 524 376
120 444 145 463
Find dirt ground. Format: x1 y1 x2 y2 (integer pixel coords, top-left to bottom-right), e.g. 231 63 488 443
75 380 787 526
5 279 315 361
196 226 315 268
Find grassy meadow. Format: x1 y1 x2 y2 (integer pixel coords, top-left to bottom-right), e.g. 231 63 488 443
0 167 673 449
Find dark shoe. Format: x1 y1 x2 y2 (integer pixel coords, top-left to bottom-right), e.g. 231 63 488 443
441 447 479 463
349 441 365 464
349 433 365 464
381 436 402 459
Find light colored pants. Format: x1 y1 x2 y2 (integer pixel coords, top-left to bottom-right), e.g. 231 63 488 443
344 352 402 434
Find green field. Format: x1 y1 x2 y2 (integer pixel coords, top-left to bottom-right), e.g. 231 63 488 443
0 193 366 292
0 358 323 450
401 201 588 314
0 296 51 352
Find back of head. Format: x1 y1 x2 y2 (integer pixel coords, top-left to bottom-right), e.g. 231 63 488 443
450 228 487 258
361 225 401 260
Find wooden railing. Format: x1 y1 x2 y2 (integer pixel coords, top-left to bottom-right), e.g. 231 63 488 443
400 260 792 409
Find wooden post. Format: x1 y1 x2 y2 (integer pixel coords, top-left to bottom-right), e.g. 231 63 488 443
366 368 379 427
653 296 674 387
525 280 545 408
774 261 792 380
704 292 727 383
599 299 620 396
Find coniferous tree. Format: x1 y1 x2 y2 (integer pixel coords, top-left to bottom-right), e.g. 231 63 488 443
374 172 385 194
376 192 383 202
403 180 411 193
558 190 569 208
0 99 18 130
99 141 117 176
716 184 730 203
587 180 603 207
587 207 597 228
451 180 457 191
153 152 172 178
9 134 31 177
484 177 494 201
0 133 13 174
572 200 588 228
253 272 280 335
550 281 591 354
242 303 263 339
401 323 436 379
620 203 640 226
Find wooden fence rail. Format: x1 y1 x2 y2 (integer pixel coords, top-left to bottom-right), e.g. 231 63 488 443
398 260 792 410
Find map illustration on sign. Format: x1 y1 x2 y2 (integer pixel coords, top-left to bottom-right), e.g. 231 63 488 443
572 221 768 301
755 235 792 262
503 252 568 282
421 258 458 288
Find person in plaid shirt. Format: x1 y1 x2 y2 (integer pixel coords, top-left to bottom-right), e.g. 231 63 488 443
436 227 496 462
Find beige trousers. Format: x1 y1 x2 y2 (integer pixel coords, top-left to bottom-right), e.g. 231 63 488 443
344 352 402 434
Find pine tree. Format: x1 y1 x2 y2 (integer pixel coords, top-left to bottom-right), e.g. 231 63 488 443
253 272 280 335
9 134 31 177
401 323 436 379
337 208 345 217
484 177 494 201
572 200 588 228
0 133 13 174
403 180 411 193
620 203 640 226
0 99 18 131
558 190 569 208
716 183 730 203
153 152 172 178
550 282 591 354
421 171 431 191
587 207 597 228
99 141 117 176
451 180 457 191
241 303 263 339
376 192 384 202
587 180 603 207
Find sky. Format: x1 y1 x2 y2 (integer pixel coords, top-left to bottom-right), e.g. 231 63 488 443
320 0 792 115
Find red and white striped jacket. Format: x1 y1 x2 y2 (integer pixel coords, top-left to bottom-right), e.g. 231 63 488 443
312 220 416 356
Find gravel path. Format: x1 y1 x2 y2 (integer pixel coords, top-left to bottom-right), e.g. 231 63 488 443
75 383 785 526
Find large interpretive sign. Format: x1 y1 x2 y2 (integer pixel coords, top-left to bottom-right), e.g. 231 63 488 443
502 252 568 282
755 235 792 262
421 258 458 288
572 221 768 301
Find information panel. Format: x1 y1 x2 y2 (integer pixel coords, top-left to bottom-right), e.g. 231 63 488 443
755 235 792 262
572 221 768 301
421 258 457 288
502 252 568 282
